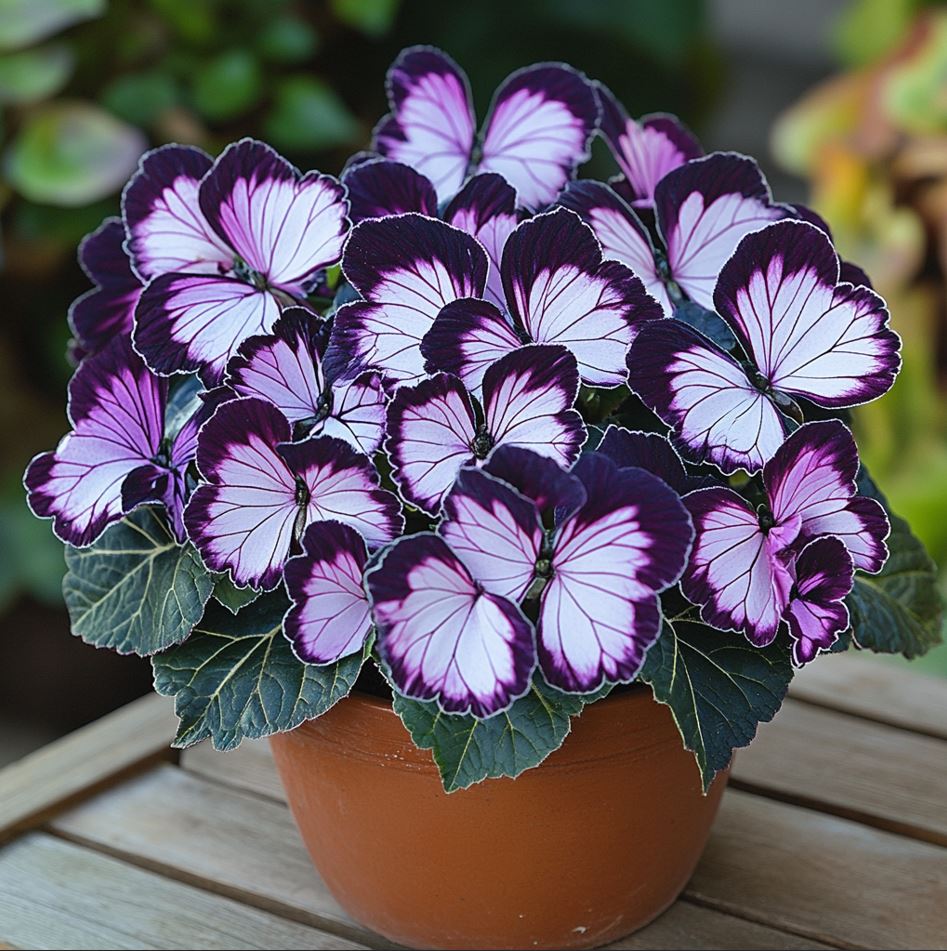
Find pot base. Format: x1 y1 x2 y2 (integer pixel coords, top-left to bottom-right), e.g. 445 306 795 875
270 687 727 950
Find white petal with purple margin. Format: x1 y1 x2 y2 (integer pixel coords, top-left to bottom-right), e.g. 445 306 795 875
713 220 901 407
538 454 693 692
502 208 662 387
328 214 488 385
367 533 536 718
627 319 787 475
284 521 373 664
25 337 165 547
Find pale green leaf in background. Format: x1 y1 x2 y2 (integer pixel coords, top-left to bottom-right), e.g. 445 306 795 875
264 76 359 152
0 44 74 104
0 0 103 52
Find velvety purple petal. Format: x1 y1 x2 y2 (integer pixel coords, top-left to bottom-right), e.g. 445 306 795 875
335 214 488 383
134 272 281 384
373 46 475 203
284 520 372 664
185 396 296 590
385 373 476 515
596 425 689 493
69 218 142 353
784 536 853 667
596 83 701 208
763 419 889 573
444 173 518 308
25 337 166 547
479 64 597 210
681 486 790 646
122 144 230 281
482 344 585 467
421 297 522 394
198 138 349 292
538 454 693 692
279 435 403 549
225 307 326 424
440 466 542 601
483 445 587 520
557 180 670 315
714 220 901 407
502 208 662 386
367 532 536 717
655 152 789 309
627 319 788 474
342 157 438 224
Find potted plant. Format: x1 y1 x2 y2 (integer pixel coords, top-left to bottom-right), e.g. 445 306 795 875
24 46 942 951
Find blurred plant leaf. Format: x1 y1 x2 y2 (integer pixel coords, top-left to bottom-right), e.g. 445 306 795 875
257 14 319 63
3 101 145 206
153 592 365 751
0 496 65 612
0 0 103 52
101 69 178 126
264 76 359 152
0 44 74 105
883 11 947 134
147 0 215 44
833 0 918 68
331 0 401 37
191 49 263 122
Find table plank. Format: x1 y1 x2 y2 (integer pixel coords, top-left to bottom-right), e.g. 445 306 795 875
0 833 368 950
731 697 947 845
0 694 177 843
689 790 947 950
790 654 947 740
49 763 827 950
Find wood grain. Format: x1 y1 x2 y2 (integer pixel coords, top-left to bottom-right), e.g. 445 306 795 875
689 789 947 950
0 694 177 843
790 653 947 739
731 697 947 845
0 833 368 950
49 764 826 950
182 739 285 802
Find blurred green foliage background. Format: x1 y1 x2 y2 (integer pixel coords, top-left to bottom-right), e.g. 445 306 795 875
0 0 943 755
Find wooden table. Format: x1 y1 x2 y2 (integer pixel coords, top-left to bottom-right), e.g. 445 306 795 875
1 653 945 950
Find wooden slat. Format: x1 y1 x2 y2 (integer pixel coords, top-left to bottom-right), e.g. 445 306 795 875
49 763 826 951
790 653 947 739
688 789 947 950
0 694 177 843
0 832 367 950
731 697 947 845
182 740 285 802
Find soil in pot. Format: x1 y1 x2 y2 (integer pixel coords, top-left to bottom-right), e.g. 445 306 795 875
269 683 727 951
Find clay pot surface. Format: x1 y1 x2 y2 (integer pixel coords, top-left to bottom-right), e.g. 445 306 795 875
269 686 727 950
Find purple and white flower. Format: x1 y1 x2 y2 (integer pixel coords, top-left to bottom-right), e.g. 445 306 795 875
133 139 349 383
373 46 598 208
627 220 902 474
184 397 403 590
681 420 888 649
386 345 585 514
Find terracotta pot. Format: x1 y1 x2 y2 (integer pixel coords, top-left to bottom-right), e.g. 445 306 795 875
269 686 727 950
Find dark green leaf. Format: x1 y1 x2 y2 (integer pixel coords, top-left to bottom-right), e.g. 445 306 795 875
212 574 261 614
191 50 262 122
673 300 738 352
639 619 793 791
63 507 213 655
4 102 146 206
257 15 319 63
392 678 587 792
153 593 364 750
331 0 401 37
264 76 359 152
101 70 178 126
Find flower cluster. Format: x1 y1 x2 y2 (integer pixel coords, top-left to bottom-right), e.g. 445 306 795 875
26 46 902 724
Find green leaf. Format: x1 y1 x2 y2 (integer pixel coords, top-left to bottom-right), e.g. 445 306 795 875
0 0 103 52
191 49 262 122
331 0 401 37
264 76 359 152
392 678 588 792
0 44 73 104
846 472 944 658
153 593 364 750
212 574 261 615
257 15 319 63
3 101 146 206
63 507 214 656
639 619 793 791
101 70 178 126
